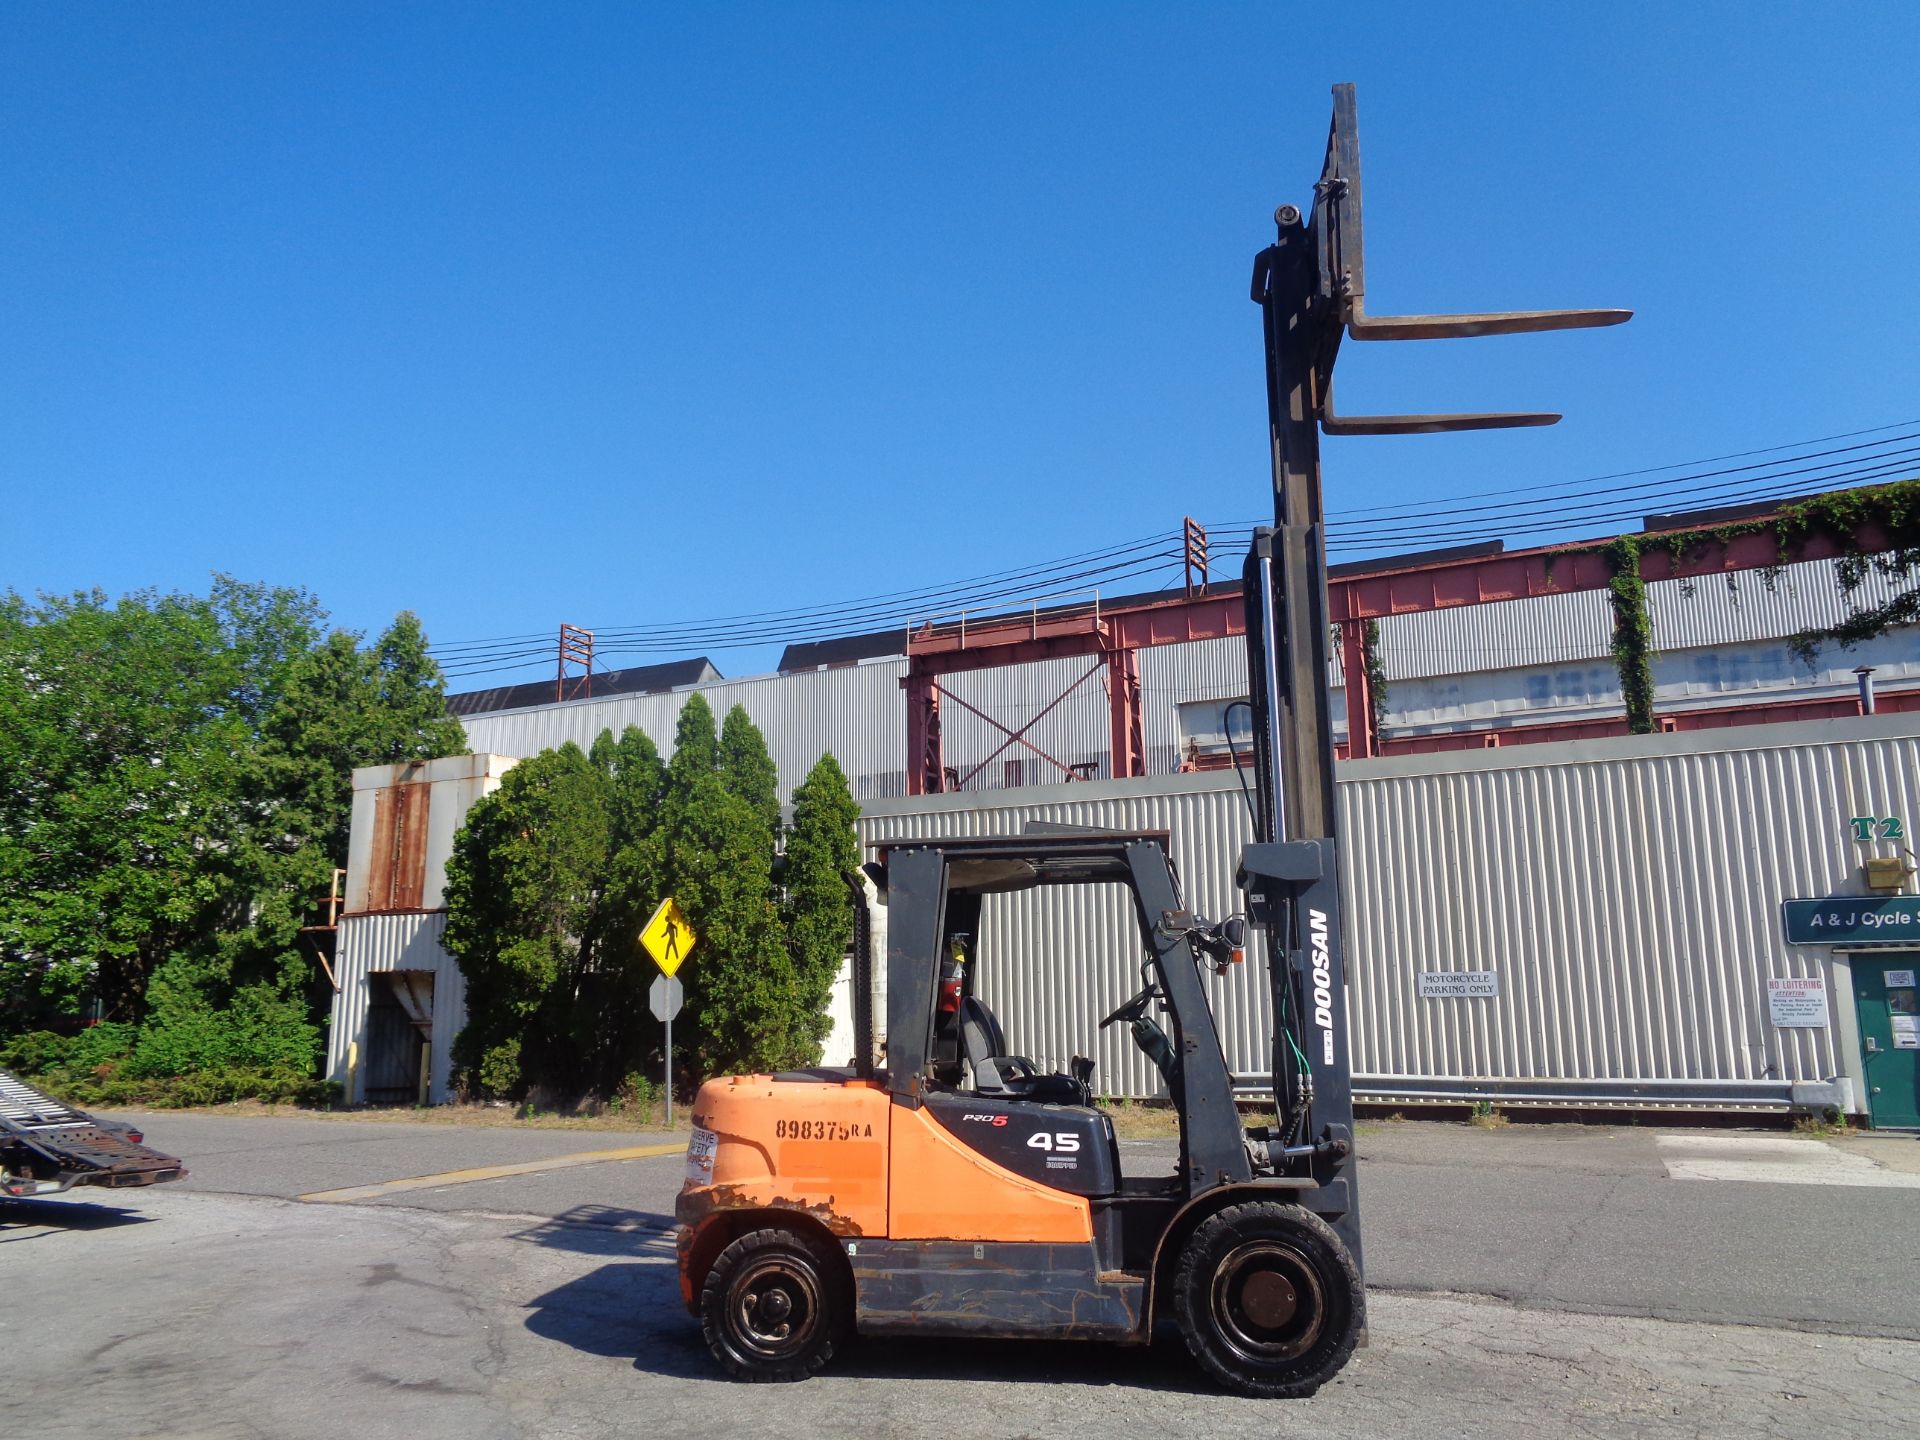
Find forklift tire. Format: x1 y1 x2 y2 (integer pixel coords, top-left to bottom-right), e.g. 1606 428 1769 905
699 1226 850 1382
1171 1201 1362 1398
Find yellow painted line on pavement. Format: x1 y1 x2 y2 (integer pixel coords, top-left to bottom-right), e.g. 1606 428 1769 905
298 1141 688 1203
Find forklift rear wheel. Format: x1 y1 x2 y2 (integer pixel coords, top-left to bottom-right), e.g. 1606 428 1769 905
699 1226 849 1382
1172 1201 1362 1398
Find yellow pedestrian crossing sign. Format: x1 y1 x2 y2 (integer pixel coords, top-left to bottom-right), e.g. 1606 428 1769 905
641 897 695 977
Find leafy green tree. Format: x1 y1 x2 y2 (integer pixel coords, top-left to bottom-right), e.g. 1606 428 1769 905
146 609 464 1079
0 577 465 1101
258 612 467 870
783 754 861 1065
0 579 323 1024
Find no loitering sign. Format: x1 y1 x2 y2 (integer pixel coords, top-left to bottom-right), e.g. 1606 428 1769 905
1766 977 1829 1028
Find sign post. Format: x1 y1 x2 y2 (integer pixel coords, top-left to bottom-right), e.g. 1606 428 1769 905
641 897 696 1127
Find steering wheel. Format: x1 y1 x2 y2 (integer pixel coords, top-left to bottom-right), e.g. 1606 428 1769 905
1100 981 1160 1030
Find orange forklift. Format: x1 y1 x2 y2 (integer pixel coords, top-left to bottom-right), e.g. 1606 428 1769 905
674 84 1625 1396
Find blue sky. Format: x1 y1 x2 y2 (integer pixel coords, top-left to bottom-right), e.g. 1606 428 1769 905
4 4 1917 684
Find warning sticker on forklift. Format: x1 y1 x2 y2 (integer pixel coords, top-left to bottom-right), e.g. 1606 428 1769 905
686 1126 717 1183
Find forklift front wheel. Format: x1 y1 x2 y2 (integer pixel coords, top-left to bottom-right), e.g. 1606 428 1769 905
1172 1201 1362 1398
699 1226 850 1382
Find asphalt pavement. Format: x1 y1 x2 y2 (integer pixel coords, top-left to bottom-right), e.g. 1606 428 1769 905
98 1107 1920 1338
4 1109 1916 1438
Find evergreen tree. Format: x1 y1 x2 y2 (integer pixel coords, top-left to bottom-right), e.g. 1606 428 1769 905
783 754 861 1065
669 692 720 780
589 726 671 1096
657 696 796 1076
664 770 797 1076
719 704 781 841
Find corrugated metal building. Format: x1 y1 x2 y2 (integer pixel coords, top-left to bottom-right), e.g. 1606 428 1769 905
324 754 518 1105
325 717 1917 1120
454 556 1919 806
860 713 1918 1115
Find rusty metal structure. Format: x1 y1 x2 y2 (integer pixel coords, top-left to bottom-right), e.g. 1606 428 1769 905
1 1069 187 1197
1183 516 1210 597
898 493 1912 781
557 623 594 704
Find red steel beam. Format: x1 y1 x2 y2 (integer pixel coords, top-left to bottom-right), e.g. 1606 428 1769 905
906 511 1894 662
902 508 1901 791
1328 520 1895 621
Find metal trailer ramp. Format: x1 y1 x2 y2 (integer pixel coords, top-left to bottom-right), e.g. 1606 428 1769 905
1 1067 187 1197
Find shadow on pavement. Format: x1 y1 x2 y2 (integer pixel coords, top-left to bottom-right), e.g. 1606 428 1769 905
508 1204 679 1258
525 1259 715 1375
0 1196 156 1241
525 1258 1210 1393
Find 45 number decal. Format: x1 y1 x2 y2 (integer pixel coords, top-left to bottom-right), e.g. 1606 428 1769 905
1025 1131 1081 1152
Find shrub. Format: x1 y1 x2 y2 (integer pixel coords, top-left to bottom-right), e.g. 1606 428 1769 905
68 1022 138 1072
25 1064 341 1110
128 985 319 1079
0 1029 73 1074
477 1038 523 1100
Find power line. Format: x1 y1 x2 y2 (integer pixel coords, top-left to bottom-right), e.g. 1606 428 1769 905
430 423 1920 683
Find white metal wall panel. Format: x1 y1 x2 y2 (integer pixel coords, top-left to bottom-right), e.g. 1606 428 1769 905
1371 556 1911 684
453 556 1915 798
458 659 911 803
860 714 1920 1102
459 644 1263 800
1383 628 1920 734
325 911 465 1104
1648 555 1907 650
862 783 1269 1099
1378 588 1611 681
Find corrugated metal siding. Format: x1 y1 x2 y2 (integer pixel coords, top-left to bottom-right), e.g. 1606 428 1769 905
325 912 465 1105
1379 588 1610 681
864 784 1270 1098
454 558 1915 795
1374 556 1911 683
459 660 910 803
1649 555 1906 650
1383 626 1920 734
860 715 1920 1102
457 642 1292 800
942 655 1115 787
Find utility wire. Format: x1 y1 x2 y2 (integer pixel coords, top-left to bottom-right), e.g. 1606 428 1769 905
431 423 1920 682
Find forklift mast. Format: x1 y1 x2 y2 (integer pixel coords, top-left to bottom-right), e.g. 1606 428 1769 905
1236 85 1629 1270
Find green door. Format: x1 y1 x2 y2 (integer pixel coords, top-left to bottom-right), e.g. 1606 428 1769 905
1854 954 1920 1131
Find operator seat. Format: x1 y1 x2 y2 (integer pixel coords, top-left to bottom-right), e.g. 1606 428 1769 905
958 996 1090 1105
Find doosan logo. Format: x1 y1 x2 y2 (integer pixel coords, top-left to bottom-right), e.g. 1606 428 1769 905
1308 908 1335 1065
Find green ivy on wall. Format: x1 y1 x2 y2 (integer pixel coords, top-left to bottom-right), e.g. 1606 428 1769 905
1562 477 1920 732
1602 537 1657 734
1363 619 1388 738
